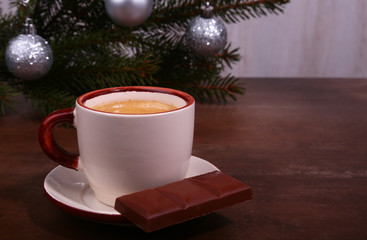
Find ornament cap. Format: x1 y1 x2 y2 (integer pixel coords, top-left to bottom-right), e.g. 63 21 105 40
201 2 214 18
22 17 36 34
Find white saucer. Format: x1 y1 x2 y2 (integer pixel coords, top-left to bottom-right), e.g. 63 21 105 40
44 156 220 224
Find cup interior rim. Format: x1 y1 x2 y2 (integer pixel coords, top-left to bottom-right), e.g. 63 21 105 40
77 86 195 114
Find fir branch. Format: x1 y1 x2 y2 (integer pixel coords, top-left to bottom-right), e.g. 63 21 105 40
33 0 113 39
150 0 289 25
215 43 241 69
24 85 77 115
1 0 290 114
58 53 160 89
0 83 19 115
50 29 137 54
185 75 245 102
19 48 161 113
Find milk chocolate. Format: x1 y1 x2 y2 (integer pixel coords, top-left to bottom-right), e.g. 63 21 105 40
114 171 252 232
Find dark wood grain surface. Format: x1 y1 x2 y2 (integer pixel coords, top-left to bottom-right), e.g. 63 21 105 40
1 78 367 240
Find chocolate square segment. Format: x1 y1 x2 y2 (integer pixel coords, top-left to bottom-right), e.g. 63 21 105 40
114 171 252 232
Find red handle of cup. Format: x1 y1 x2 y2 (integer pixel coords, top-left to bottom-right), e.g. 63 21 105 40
39 108 79 170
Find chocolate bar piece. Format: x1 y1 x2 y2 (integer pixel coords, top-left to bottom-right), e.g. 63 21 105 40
114 171 252 232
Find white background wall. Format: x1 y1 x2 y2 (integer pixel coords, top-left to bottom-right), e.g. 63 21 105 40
224 0 367 78
2 0 366 78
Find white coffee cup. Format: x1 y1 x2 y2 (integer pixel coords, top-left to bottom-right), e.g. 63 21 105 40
39 86 195 206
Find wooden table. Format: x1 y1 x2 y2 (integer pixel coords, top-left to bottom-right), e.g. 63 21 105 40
1 78 367 239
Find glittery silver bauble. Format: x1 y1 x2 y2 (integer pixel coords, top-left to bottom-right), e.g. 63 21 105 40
5 19 53 81
105 0 153 27
185 4 227 56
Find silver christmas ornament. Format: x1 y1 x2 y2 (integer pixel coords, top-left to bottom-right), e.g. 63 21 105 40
185 3 227 56
105 0 153 27
5 18 53 81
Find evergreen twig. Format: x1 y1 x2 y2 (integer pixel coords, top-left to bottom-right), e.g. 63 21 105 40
0 0 289 115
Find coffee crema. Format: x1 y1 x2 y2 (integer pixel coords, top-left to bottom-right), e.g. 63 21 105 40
92 100 178 114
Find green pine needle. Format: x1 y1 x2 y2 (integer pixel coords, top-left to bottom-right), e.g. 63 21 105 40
0 0 289 115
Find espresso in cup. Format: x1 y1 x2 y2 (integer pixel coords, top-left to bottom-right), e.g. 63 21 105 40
39 86 195 206
92 100 178 114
